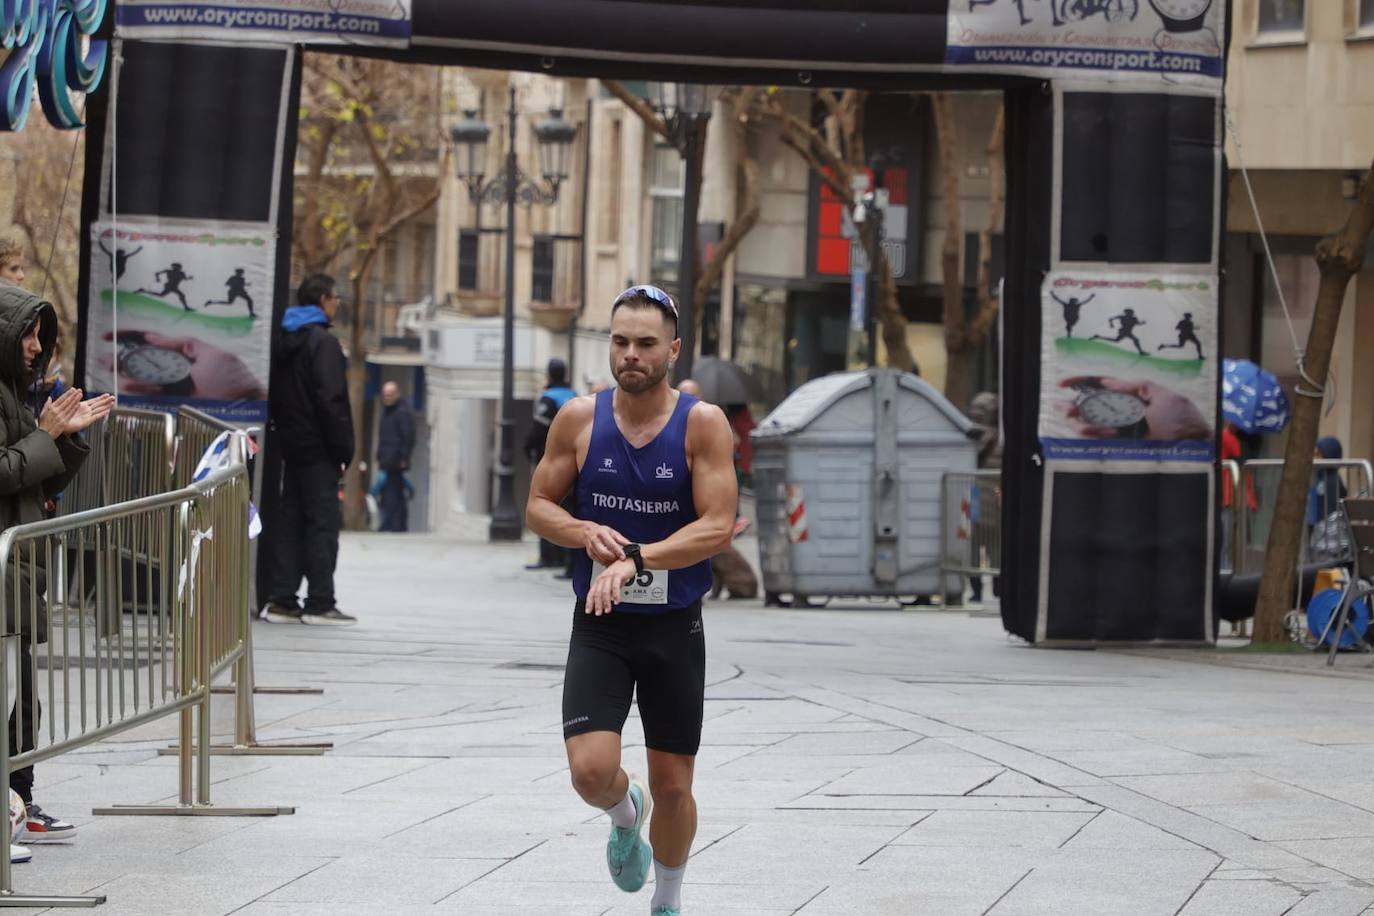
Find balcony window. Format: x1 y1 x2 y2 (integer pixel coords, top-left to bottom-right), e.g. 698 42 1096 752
531 235 554 303
458 229 478 291
648 144 684 286
1258 0 1304 33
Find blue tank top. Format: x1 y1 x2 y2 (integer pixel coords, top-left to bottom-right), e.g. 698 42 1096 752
573 389 712 613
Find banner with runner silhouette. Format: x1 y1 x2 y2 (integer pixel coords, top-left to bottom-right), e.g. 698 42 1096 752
1039 270 1216 462
116 0 412 47
947 0 1225 87
85 220 275 422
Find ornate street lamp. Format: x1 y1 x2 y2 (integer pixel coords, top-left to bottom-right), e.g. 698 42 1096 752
649 82 714 381
449 87 578 542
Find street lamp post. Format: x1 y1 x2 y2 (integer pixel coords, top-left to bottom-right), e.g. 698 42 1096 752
451 86 577 542
650 82 713 382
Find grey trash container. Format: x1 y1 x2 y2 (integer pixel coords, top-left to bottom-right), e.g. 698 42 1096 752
751 368 977 604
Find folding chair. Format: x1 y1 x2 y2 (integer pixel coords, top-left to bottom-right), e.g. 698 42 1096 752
1323 498 1374 666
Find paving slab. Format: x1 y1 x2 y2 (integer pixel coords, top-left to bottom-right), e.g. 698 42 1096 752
9 529 1374 914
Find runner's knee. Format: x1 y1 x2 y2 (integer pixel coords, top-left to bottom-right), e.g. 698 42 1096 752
649 775 693 814
568 753 618 799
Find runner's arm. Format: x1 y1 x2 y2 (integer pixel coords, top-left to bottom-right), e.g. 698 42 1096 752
639 403 737 571
527 397 610 550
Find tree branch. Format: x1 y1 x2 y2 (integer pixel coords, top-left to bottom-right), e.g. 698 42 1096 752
1253 158 1374 644
694 87 764 305
969 102 1006 345
602 80 670 143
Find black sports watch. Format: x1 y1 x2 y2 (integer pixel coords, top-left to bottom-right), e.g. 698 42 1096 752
623 543 644 574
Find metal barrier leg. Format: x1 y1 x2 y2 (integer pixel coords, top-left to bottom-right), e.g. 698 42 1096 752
160 612 331 757
97 511 293 818
0 636 105 908
1324 584 1358 667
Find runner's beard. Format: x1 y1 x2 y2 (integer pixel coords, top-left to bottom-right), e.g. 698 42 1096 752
614 359 669 394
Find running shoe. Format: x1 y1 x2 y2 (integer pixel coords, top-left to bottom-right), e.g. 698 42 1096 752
10 843 30 864
263 604 303 624
21 804 76 841
651 907 680 916
300 610 358 627
607 778 652 892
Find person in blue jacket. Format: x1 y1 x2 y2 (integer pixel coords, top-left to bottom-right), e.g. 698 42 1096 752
524 358 577 573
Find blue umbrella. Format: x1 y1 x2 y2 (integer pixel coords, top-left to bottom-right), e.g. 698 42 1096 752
1222 358 1290 434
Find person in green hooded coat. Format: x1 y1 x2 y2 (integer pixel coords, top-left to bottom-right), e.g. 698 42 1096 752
0 284 112 853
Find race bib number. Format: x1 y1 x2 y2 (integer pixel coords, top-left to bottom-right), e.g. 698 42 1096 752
593 562 670 605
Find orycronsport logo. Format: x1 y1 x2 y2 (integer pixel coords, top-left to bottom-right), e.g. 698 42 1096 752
117 4 410 40
948 44 1220 78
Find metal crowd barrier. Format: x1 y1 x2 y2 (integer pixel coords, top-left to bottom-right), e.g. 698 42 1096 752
57 409 176 517
1237 458 1374 581
0 440 292 908
1220 460 1241 576
939 470 1001 602
172 405 238 489
163 408 331 754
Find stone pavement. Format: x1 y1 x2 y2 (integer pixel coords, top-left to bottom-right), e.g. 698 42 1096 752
10 530 1374 914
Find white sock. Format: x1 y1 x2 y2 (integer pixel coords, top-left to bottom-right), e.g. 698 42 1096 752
651 859 685 910
604 788 638 830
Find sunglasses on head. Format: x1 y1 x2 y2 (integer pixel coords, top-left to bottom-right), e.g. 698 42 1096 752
613 285 679 320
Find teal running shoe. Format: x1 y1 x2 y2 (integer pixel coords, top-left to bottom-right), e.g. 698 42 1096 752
606 778 652 892
651 908 681 916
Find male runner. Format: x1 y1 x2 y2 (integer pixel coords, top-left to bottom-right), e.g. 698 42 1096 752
1157 312 1203 360
135 262 194 311
204 268 255 317
1091 307 1147 355
527 285 737 916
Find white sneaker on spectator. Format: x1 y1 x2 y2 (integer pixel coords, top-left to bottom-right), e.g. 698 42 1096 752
21 804 76 841
10 843 30 864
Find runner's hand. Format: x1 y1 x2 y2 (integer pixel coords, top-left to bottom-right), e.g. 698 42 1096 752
582 523 629 565
585 558 636 616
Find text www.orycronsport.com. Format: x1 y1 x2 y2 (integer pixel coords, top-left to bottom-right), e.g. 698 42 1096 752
970 46 1206 74
134 6 385 34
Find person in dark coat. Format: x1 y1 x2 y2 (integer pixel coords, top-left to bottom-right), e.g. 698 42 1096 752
264 274 356 626
524 358 576 574
376 381 416 532
1307 436 1347 534
0 285 113 850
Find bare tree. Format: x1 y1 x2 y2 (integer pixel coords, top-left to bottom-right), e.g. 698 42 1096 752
757 89 920 373
4 122 85 369
1251 158 1374 645
295 55 448 529
933 93 1005 411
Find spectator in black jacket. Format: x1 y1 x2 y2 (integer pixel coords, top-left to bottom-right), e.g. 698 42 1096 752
376 381 415 532
265 273 357 626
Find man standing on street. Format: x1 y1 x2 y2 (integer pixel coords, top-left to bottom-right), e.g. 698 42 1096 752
524 358 577 573
376 381 416 533
265 274 357 626
527 285 737 916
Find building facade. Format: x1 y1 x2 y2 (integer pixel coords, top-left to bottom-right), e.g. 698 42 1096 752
1223 0 1374 461
423 72 1002 533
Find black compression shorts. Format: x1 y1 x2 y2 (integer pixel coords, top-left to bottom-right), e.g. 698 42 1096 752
562 601 705 756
